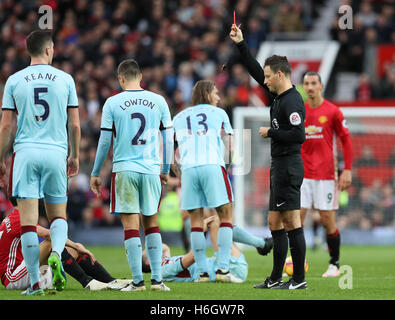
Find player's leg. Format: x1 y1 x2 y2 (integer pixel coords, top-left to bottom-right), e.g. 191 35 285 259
273 156 307 290
121 212 145 290
201 165 234 279
320 210 341 277
45 202 68 257
181 167 209 280
232 224 273 255
188 207 209 281
254 210 287 289
161 252 195 281
311 211 322 250
300 207 308 226
140 173 169 291
300 178 313 227
39 240 52 266
228 244 248 283
11 150 44 294
18 199 43 294
76 253 116 284
110 171 145 291
269 211 288 279
279 210 306 289
315 180 340 276
215 203 233 274
44 202 68 291
60 246 101 289
41 149 69 291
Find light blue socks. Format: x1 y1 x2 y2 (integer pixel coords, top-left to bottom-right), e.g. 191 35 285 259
191 228 208 273
21 227 40 289
50 218 68 257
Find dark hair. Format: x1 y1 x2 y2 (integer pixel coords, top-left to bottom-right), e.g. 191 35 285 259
304 71 322 83
26 30 53 56
191 80 216 105
117 59 141 80
264 55 291 77
9 196 17 207
142 254 151 273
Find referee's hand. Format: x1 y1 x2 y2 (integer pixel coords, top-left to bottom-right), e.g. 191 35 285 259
259 127 270 138
229 24 243 43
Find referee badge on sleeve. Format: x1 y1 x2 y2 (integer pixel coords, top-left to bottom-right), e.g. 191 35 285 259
289 112 302 126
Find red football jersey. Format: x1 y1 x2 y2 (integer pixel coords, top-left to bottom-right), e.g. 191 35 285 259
302 99 350 180
0 209 26 287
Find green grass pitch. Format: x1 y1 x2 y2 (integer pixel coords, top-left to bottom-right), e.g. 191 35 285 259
1 245 394 300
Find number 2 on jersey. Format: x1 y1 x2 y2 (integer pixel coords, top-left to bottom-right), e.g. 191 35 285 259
131 112 147 145
186 113 208 136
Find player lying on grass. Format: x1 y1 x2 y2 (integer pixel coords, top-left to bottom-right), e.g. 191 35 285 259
0 199 131 293
141 215 273 283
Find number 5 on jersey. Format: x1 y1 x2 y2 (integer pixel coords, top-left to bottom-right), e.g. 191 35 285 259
34 87 49 122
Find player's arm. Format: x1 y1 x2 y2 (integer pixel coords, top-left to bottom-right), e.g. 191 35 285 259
37 225 51 240
0 110 13 160
0 77 16 184
205 215 220 252
90 129 112 195
334 109 353 190
67 107 81 177
171 136 182 179
221 111 234 170
229 25 275 105
67 76 81 178
90 100 113 196
159 100 174 185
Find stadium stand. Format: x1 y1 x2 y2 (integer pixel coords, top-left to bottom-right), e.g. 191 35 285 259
0 0 394 231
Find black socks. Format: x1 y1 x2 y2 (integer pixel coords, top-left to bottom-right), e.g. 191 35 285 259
287 227 306 283
61 250 92 287
270 229 288 281
327 229 340 267
77 254 115 283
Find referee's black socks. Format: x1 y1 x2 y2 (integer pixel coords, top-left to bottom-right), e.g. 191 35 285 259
287 227 306 283
270 229 288 281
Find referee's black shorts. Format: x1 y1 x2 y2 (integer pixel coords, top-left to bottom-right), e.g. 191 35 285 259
269 154 304 211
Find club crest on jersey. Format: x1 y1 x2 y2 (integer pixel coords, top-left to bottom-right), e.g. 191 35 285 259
272 118 279 129
342 119 348 128
289 112 301 125
319 115 328 124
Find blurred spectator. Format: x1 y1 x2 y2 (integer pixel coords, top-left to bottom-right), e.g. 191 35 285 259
387 145 395 166
0 0 393 230
377 64 395 99
355 1 377 28
354 145 379 167
355 73 372 101
66 177 87 228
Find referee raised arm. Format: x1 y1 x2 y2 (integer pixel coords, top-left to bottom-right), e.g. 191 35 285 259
230 24 307 290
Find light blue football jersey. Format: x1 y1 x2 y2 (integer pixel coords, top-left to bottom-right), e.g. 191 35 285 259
1 64 78 154
173 104 233 170
101 89 173 174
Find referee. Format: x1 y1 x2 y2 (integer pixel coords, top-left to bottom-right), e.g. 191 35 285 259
230 24 307 289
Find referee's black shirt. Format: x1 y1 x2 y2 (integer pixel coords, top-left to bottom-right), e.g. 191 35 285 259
236 40 306 158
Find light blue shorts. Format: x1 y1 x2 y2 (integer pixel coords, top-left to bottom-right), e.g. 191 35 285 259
10 148 67 204
162 253 248 282
181 165 233 210
110 171 161 216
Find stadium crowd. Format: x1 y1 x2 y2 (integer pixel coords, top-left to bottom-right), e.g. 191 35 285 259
0 0 394 230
